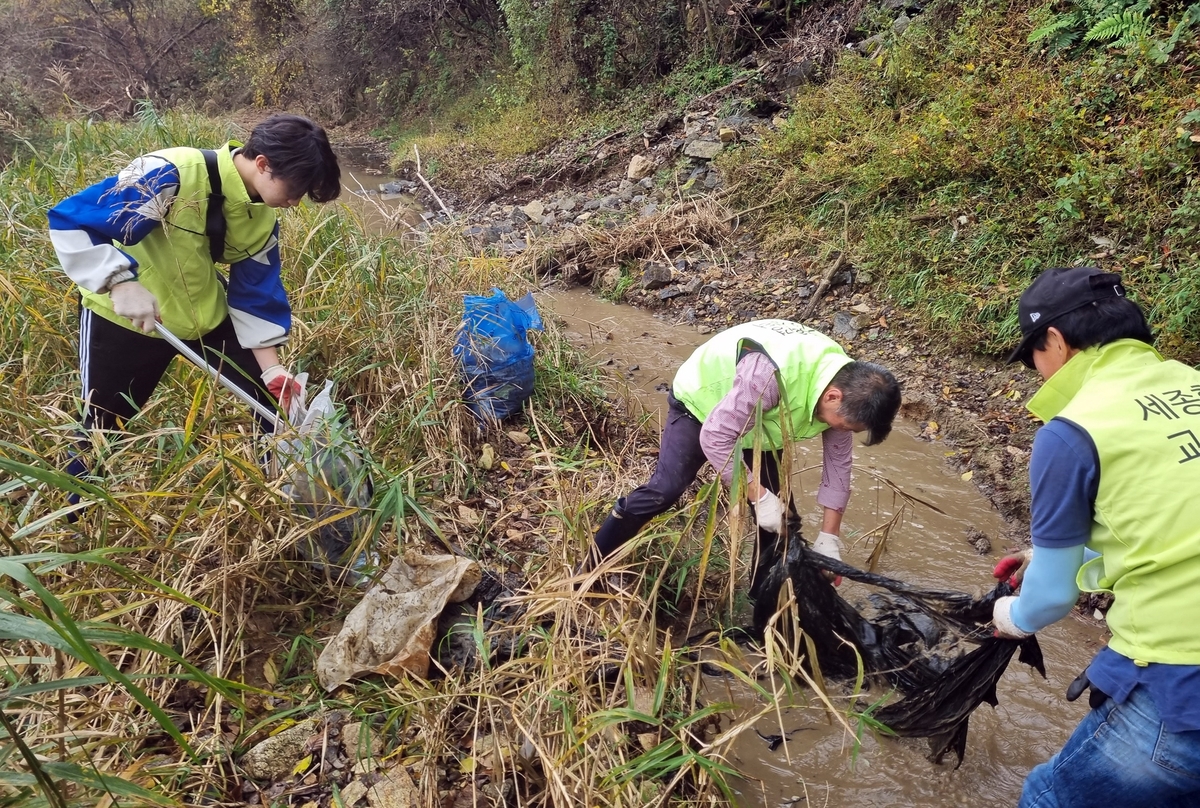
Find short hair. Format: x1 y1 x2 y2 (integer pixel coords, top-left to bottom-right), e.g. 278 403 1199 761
829 361 901 446
242 114 341 203
1027 296 1153 356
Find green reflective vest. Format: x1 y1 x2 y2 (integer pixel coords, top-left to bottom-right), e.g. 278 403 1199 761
81 143 278 341
1028 339 1200 665
673 320 852 450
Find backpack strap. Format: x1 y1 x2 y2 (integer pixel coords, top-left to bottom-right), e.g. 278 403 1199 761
200 148 226 264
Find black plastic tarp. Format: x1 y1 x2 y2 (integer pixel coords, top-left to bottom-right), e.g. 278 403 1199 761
752 532 1045 766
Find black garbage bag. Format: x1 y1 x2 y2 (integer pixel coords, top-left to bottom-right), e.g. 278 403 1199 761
752 530 1045 766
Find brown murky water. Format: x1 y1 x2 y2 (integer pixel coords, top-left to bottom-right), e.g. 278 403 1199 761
336 148 427 233
538 292 1105 808
338 163 1106 808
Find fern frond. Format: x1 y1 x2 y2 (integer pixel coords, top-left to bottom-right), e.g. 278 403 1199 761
1029 13 1079 44
1084 10 1150 42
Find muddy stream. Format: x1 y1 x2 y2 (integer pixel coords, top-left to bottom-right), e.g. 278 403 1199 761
337 159 1106 808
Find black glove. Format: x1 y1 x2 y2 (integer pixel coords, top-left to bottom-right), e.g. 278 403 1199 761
1065 669 1109 709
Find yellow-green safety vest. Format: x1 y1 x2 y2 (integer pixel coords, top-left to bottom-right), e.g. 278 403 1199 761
672 320 852 450
1028 339 1200 665
80 143 278 341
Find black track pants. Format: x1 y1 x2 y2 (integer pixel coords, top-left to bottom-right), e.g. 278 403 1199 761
77 308 275 433
590 392 800 593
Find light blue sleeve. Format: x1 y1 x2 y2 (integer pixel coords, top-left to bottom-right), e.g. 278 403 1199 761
1010 544 1087 633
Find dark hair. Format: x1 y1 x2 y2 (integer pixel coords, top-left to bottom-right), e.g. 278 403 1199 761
242 114 341 203
1026 296 1153 360
829 361 901 446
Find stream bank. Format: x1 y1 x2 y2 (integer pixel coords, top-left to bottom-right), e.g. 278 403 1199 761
538 287 1105 808
334 138 1048 534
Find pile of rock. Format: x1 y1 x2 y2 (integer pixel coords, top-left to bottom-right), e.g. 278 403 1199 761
451 105 777 253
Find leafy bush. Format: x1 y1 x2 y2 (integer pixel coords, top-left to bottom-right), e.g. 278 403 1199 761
1029 0 1200 63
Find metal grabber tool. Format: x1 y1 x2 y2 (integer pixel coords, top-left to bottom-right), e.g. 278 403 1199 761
154 322 285 433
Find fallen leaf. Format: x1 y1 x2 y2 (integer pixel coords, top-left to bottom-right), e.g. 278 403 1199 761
477 444 495 470
457 505 480 525
961 471 974 482
263 657 278 686
293 754 313 776
507 430 532 445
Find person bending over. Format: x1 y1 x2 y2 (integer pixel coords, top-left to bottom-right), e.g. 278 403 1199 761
584 318 901 597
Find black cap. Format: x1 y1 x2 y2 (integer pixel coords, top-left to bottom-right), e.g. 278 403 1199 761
1007 267 1126 366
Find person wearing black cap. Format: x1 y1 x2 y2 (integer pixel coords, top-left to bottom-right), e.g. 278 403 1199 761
991 267 1200 806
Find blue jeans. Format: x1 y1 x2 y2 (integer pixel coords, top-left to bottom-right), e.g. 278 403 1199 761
1020 684 1200 807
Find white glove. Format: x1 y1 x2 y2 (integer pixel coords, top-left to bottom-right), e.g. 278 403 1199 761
993 596 1033 639
110 280 159 333
260 364 304 414
754 489 784 534
812 531 843 562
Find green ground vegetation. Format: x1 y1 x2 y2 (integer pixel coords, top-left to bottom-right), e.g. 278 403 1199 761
379 0 1200 361
722 0 1200 357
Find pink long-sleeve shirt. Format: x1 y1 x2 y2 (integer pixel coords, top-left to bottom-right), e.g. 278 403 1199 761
698 352 853 512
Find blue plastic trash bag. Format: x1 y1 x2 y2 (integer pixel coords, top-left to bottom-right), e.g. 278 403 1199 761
453 288 544 421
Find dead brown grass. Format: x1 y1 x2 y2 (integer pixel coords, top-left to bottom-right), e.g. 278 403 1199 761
515 198 734 286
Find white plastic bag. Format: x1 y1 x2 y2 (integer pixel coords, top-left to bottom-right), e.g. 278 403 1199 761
273 379 374 577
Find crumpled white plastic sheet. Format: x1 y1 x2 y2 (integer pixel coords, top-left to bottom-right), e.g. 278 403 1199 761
317 551 482 689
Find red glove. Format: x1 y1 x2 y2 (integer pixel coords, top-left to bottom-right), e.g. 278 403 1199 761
261 365 303 413
993 550 1032 588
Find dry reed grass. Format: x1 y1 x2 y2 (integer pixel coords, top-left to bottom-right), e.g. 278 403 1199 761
513 198 733 287
1 112 891 808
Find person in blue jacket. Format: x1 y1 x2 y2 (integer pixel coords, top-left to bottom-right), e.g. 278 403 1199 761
48 114 341 504
992 266 1200 807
